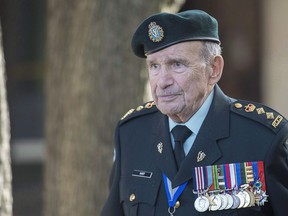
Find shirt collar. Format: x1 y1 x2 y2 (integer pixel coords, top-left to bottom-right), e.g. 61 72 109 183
169 88 214 135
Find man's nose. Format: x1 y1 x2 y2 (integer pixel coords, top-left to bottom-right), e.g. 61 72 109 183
158 69 174 89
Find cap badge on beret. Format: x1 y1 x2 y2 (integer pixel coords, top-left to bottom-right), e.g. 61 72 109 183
148 22 164 43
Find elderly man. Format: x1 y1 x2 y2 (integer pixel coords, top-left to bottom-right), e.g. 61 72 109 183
101 10 288 216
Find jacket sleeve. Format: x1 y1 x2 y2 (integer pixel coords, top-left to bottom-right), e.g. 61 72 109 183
100 123 124 216
265 122 288 216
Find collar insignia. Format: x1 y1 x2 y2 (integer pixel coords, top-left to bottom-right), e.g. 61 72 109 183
197 151 206 162
157 142 163 154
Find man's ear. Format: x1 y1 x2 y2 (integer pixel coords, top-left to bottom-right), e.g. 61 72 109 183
209 55 224 85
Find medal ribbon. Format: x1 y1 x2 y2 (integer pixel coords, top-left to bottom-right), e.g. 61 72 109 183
206 165 213 190
224 164 231 189
252 161 259 184
240 162 247 184
212 165 219 190
235 163 242 188
258 161 266 191
193 166 207 193
229 163 236 189
245 162 253 184
218 164 225 190
162 174 188 208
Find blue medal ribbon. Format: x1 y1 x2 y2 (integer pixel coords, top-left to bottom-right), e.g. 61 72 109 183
162 173 188 207
235 163 242 188
207 165 213 189
203 166 207 190
223 164 228 189
252 161 259 184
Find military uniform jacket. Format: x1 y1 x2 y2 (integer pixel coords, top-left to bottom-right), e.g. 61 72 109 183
101 86 288 216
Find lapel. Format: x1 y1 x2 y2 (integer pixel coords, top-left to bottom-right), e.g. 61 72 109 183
152 112 178 180
172 85 232 187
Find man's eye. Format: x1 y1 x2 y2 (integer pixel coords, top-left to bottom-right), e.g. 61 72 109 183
171 61 186 72
174 62 183 67
150 64 160 70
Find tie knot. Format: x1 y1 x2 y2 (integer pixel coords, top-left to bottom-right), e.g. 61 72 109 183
171 125 192 143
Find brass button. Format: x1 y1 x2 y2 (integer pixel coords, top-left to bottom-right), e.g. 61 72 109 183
129 193 136 202
175 200 181 208
234 103 242 108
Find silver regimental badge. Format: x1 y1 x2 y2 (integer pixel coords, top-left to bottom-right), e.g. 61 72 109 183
197 151 206 162
148 22 164 42
157 142 163 154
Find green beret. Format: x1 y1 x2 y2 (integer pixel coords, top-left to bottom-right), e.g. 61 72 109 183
131 10 220 58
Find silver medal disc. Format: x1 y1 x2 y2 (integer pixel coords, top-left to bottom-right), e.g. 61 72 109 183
210 195 222 211
247 190 256 207
194 196 210 212
231 194 240 209
224 193 234 209
241 191 251 208
237 193 245 208
218 194 228 210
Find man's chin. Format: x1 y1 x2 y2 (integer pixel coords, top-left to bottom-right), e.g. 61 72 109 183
157 104 180 116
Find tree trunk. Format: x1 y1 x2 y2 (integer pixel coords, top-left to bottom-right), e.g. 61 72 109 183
44 0 161 215
0 25 13 216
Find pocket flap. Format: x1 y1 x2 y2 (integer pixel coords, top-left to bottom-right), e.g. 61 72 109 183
120 177 161 206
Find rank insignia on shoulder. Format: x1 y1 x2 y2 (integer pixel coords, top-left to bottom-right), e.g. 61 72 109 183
121 108 135 120
256 107 265 115
192 161 268 212
266 112 274 120
234 103 243 109
231 101 287 132
245 104 256 112
120 101 156 120
272 115 283 128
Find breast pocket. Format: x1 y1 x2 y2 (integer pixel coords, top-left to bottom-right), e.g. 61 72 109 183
120 176 161 216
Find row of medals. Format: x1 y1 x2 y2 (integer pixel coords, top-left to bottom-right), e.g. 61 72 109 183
194 183 267 212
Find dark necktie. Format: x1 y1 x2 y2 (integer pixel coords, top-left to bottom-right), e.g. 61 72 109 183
171 125 192 169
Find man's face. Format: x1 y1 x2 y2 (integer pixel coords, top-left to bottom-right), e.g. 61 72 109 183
146 41 214 123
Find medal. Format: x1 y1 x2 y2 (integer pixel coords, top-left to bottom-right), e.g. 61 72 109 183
217 165 228 210
239 190 251 208
231 193 240 209
253 161 269 206
228 163 240 209
194 196 210 212
247 190 256 207
193 166 210 212
218 194 228 210
209 194 222 211
236 193 245 208
223 164 234 209
193 161 268 212
224 193 234 209
208 165 222 211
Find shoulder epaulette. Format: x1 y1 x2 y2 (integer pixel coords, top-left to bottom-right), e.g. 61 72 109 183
231 100 287 134
120 101 157 123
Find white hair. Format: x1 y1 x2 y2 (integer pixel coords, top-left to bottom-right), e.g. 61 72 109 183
200 41 222 65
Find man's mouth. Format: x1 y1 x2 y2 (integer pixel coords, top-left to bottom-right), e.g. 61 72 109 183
157 93 180 102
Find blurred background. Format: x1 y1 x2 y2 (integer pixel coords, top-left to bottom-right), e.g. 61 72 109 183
0 0 287 215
